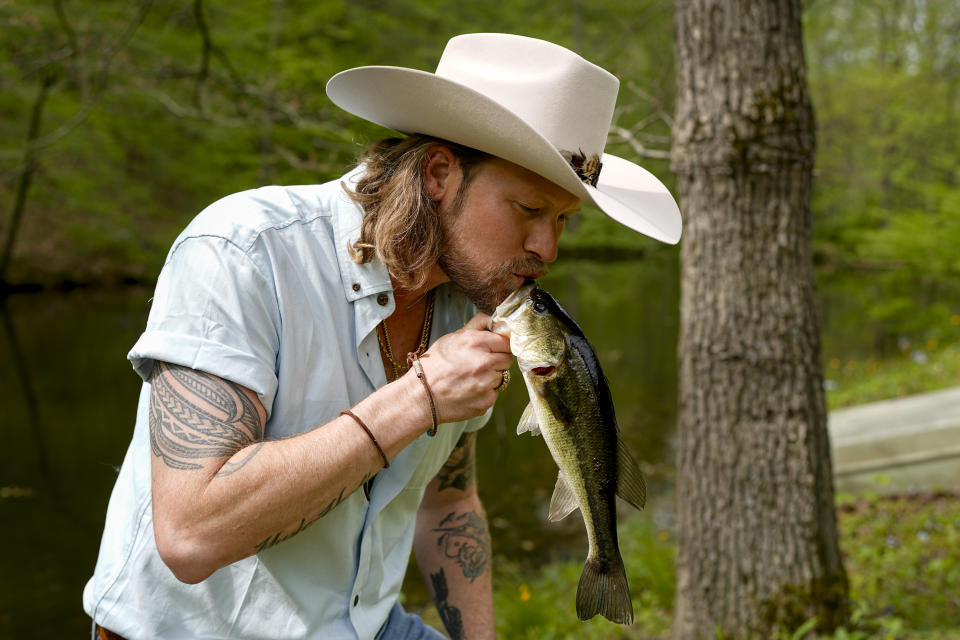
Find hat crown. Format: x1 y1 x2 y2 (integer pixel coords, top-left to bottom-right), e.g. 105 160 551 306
325 33 682 243
435 34 618 158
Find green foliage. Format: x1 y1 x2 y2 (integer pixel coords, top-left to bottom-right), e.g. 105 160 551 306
1 0 958 365
824 340 960 409
805 0 960 356
489 495 960 639
492 514 674 639
826 493 960 639
0 0 675 285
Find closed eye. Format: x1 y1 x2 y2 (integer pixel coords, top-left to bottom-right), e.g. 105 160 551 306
517 202 540 214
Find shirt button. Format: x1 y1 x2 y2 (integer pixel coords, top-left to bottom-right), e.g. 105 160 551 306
353 595 359 606
352 283 361 292
376 293 389 306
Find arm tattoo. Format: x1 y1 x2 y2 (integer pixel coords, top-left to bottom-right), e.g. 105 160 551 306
436 433 475 492
215 442 266 478
434 510 491 581
149 362 264 472
254 473 371 553
430 568 466 640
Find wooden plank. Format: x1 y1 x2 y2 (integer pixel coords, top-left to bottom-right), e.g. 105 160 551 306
828 387 960 491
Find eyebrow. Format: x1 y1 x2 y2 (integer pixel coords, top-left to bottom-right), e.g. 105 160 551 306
521 191 581 212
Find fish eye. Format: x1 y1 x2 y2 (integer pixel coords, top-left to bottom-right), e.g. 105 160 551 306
533 301 547 314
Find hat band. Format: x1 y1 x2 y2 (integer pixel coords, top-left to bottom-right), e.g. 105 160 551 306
561 149 603 188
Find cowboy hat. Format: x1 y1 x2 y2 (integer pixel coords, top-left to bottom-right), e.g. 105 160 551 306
325 33 682 244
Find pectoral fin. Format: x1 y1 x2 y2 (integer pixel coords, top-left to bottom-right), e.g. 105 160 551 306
516 402 541 436
616 439 647 511
548 470 580 521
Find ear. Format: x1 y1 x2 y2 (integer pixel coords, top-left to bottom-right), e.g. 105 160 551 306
423 145 460 203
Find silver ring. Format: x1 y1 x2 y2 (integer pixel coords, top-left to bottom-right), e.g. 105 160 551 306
493 369 511 392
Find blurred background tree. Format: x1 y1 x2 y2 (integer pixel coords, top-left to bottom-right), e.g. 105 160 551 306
0 0 676 288
805 0 960 356
3 0 955 361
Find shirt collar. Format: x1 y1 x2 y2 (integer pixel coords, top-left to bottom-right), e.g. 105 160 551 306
331 166 478 325
332 165 394 303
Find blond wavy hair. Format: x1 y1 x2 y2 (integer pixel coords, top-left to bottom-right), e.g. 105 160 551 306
346 135 491 291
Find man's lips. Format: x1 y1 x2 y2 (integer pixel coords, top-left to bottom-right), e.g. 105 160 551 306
513 272 545 282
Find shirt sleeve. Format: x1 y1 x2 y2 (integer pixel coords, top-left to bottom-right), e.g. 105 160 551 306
128 235 281 415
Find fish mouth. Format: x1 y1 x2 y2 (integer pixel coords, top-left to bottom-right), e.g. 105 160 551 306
488 280 537 335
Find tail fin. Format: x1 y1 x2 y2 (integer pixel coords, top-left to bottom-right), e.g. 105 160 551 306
576 556 634 625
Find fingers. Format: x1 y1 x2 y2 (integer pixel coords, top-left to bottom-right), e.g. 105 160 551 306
463 312 492 331
414 315 517 424
461 313 511 358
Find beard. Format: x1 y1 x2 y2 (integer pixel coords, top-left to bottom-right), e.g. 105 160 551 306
437 230 547 315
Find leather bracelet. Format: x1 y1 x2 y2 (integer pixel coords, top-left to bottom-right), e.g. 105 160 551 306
340 410 389 469
407 351 438 437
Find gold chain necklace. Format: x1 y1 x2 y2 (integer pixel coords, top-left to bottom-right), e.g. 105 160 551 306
378 289 436 381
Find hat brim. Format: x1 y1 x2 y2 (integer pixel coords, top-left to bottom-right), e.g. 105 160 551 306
326 66 681 244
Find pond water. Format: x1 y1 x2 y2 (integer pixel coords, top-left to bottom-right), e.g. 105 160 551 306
0 252 920 635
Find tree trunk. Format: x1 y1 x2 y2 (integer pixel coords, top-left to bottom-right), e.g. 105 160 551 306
670 1 849 638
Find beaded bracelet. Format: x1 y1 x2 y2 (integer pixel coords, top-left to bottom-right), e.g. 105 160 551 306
407 351 438 437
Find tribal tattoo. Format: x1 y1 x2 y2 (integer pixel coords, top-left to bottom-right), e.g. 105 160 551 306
436 433 475 492
430 568 466 640
149 362 265 473
434 510 491 581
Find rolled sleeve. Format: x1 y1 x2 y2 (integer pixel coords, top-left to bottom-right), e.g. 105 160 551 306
128 235 281 414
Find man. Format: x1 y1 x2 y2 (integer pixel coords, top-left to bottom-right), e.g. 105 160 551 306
83 33 681 639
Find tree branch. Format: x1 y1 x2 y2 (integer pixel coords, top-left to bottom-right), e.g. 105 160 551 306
0 74 56 284
193 0 213 109
608 125 672 159
52 0 78 56
0 0 153 160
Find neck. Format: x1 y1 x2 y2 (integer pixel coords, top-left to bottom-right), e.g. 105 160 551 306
378 274 441 382
390 266 449 313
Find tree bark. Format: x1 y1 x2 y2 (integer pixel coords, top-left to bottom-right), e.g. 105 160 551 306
670 1 849 638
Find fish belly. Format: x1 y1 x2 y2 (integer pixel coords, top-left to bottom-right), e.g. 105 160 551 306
529 370 633 624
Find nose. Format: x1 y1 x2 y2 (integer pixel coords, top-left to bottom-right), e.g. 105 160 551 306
523 218 560 264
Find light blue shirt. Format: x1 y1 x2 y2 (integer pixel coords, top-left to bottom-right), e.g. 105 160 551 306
83 168 489 639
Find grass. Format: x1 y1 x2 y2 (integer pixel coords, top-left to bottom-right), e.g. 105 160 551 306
492 515 675 640
481 493 960 639
824 340 960 410
829 491 960 639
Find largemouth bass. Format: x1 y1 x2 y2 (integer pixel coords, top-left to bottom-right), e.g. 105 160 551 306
489 281 646 625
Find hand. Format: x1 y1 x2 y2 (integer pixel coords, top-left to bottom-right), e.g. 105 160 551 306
413 313 513 424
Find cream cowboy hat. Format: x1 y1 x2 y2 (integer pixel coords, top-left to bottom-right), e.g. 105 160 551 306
326 33 682 244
